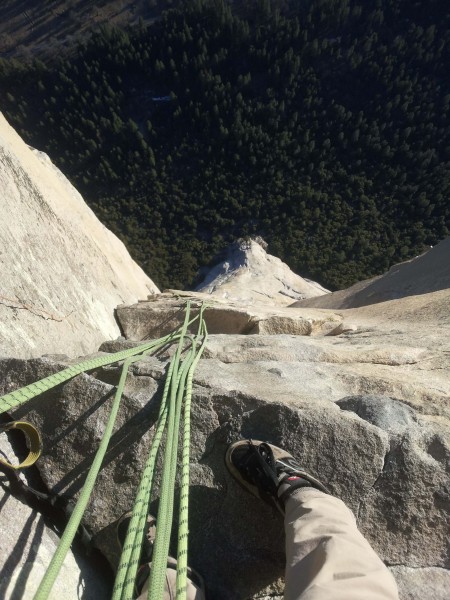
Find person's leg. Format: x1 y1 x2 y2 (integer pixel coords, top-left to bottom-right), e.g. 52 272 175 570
226 439 399 600
284 488 398 600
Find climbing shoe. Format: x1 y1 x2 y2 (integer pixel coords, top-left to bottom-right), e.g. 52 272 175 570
116 512 158 595
225 439 329 513
116 513 206 596
116 511 157 564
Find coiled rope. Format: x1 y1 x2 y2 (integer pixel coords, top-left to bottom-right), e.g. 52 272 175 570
0 302 208 600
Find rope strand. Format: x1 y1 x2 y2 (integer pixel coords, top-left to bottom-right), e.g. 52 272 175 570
0 304 208 600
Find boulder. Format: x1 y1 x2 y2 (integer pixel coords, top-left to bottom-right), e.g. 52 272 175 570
116 291 343 339
0 112 158 360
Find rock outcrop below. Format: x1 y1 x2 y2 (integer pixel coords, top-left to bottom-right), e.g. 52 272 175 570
0 113 158 359
195 237 329 306
292 237 450 309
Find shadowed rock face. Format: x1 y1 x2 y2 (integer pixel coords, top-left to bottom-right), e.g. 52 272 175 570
0 433 111 600
292 237 450 309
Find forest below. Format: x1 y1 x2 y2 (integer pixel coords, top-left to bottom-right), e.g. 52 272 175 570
1 0 449 290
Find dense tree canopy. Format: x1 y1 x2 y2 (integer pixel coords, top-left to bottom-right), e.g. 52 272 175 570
1 0 449 289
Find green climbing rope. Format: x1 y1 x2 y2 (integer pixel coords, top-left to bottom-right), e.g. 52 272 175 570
112 356 174 600
113 304 197 600
146 304 199 600
114 303 208 600
176 317 208 598
0 302 208 600
33 337 174 600
0 335 176 416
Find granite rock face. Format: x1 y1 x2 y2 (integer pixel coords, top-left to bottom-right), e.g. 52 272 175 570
0 113 158 360
0 355 386 599
389 566 450 600
293 237 450 309
1 139 449 600
1 316 449 599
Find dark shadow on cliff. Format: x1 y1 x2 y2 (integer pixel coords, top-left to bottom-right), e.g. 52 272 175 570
0 506 42 597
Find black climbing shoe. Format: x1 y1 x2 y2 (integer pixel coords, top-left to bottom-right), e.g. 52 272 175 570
225 439 329 513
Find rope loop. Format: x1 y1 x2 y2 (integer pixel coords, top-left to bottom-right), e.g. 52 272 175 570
0 420 42 469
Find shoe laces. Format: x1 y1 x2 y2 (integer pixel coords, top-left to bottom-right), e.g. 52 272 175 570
239 441 279 496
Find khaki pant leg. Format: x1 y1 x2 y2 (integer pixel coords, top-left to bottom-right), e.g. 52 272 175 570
137 565 205 600
284 488 399 600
